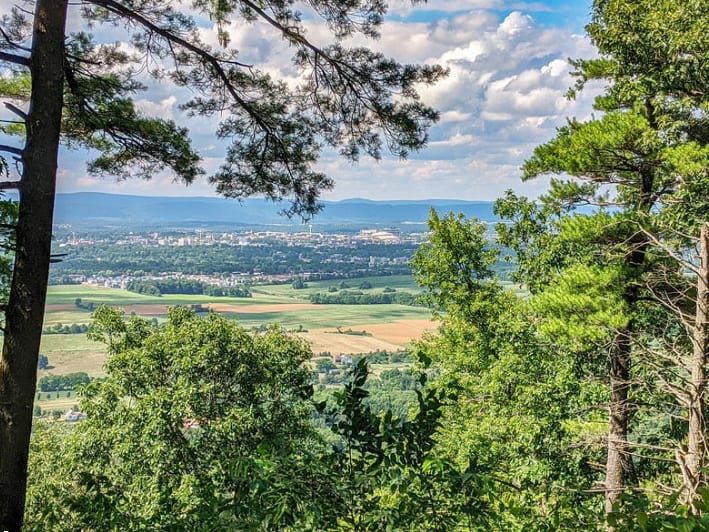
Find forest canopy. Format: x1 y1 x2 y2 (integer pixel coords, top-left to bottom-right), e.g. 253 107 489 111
3 0 709 530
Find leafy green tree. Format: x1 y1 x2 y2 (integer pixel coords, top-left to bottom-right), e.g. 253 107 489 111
36 354 48 370
292 276 308 290
26 306 340 530
412 209 599 528
315 357 337 374
497 0 709 515
0 1 444 526
323 358 491 531
27 307 493 529
576 0 709 512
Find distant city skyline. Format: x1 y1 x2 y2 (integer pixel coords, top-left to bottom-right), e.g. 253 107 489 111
20 1 600 202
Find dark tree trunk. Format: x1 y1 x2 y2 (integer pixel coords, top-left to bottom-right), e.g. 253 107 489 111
0 0 68 529
603 165 654 515
604 330 634 515
684 223 709 512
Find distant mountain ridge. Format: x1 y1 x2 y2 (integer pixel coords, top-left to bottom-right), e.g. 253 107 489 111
52 192 499 227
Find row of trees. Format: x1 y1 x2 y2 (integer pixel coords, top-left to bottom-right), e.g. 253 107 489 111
126 278 251 297
37 372 91 392
42 323 90 335
309 290 418 305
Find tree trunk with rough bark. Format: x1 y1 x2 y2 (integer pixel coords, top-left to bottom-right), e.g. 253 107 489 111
684 223 709 512
605 330 634 515
0 1 68 529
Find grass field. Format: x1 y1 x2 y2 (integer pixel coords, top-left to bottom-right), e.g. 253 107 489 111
251 274 422 300
40 278 437 381
39 334 107 376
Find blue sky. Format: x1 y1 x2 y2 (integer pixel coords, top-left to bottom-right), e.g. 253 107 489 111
4 0 602 202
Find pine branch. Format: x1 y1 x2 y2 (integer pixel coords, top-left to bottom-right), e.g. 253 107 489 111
0 27 30 52
87 0 272 134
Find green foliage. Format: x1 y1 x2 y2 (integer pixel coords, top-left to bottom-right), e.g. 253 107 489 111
29 307 338 530
314 357 337 373
310 290 417 305
38 373 91 392
323 359 492 530
532 263 631 349
412 208 603 528
607 490 709 531
0 194 17 305
26 306 499 529
36 354 49 370
292 276 307 290
577 0 709 107
73 298 97 311
43 322 90 335
494 0 709 519
412 209 501 324
126 278 251 297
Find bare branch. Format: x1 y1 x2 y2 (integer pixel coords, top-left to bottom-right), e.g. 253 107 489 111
4 103 27 120
637 223 699 275
0 145 22 157
0 50 30 66
0 180 21 190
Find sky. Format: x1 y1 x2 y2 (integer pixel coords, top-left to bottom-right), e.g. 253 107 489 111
5 0 603 202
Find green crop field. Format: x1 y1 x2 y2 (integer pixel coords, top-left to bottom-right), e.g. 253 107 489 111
40 279 435 384
219 304 431 330
252 274 422 300
46 285 159 306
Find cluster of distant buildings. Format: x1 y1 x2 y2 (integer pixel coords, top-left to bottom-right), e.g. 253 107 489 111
57 228 427 249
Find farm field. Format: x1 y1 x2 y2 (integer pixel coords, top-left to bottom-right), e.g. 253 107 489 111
40 277 437 379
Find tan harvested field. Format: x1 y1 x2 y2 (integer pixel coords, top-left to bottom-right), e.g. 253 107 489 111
303 319 437 355
354 319 438 344
302 331 402 355
37 397 80 413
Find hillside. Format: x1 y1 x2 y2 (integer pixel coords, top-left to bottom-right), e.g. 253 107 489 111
52 192 498 228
